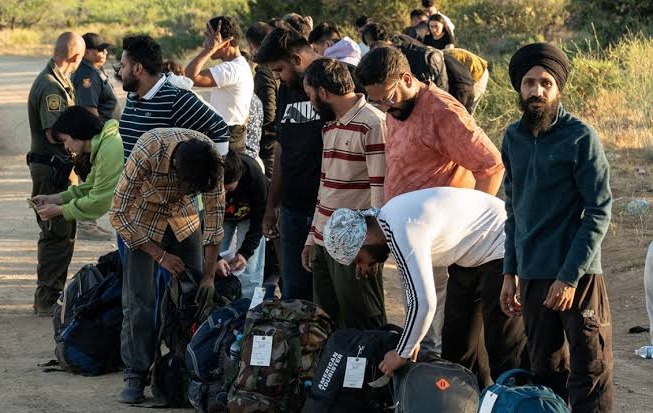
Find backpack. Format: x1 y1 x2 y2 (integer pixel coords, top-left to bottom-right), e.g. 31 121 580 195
478 369 570 413
227 299 334 412
53 267 123 376
151 270 201 408
392 360 479 413
395 34 448 91
303 325 403 413
186 297 252 413
214 273 243 307
52 264 105 339
443 54 476 113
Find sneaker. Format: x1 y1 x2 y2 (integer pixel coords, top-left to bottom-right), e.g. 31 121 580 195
120 376 146 404
77 224 113 242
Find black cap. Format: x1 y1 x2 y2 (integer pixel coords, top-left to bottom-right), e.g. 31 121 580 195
82 33 111 50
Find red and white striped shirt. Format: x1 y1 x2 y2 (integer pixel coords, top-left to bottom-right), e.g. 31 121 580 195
306 95 386 246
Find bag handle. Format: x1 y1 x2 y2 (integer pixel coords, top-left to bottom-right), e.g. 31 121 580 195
494 368 535 386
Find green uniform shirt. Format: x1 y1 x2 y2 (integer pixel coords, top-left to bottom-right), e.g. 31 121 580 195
27 59 76 156
60 120 124 221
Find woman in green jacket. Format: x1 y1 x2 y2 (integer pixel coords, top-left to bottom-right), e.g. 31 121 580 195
33 106 124 223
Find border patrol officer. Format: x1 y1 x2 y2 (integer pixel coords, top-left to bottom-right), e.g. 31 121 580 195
73 33 121 122
72 33 121 241
27 32 85 316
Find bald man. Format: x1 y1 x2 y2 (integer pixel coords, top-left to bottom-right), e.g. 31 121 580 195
27 32 85 316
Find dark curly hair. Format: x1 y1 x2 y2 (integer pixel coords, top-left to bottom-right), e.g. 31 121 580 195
308 22 341 45
246 22 273 48
122 35 162 76
304 58 355 95
208 16 242 47
255 27 311 64
355 46 411 87
223 151 244 185
361 23 391 46
52 106 104 142
175 139 224 195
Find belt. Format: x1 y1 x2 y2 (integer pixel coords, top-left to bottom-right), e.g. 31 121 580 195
26 152 70 167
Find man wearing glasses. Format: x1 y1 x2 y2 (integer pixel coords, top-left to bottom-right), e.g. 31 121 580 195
355 47 504 367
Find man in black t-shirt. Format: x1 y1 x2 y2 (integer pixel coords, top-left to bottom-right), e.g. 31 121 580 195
255 27 325 300
219 151 268 301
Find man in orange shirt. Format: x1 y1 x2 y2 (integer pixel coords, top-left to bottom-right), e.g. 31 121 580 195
355 47 504 376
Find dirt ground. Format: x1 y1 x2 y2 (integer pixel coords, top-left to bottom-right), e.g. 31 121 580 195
0 55 651 412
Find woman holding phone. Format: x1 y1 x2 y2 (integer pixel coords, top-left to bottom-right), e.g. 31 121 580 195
32 106 123 226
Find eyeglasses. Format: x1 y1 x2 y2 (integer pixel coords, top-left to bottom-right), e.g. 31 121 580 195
369 80 400 108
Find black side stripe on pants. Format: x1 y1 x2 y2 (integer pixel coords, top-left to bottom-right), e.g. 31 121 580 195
379 218 419 355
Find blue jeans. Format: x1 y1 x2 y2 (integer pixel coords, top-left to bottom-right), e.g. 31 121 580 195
220 220 265 300
121 227 202 378
280 207 313 300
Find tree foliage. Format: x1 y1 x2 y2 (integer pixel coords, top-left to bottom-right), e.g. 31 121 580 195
0 0 63 29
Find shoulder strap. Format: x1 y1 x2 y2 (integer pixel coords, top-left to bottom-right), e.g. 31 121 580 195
494 368 534 386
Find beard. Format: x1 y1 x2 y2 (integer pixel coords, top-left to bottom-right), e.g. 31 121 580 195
360 244 390 263
313 97 337 122
283 69 304 90
519 94 560 134
121 71 138 92
387 95 417 121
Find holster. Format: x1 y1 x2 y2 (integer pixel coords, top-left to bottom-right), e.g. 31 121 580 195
27 152 74 188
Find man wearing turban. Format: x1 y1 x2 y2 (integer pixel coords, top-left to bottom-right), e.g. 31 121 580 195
500 43 613 411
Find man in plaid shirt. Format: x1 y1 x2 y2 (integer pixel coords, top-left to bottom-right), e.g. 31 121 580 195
109 128 225 404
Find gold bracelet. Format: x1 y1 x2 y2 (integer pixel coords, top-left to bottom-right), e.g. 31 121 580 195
158 251 167 265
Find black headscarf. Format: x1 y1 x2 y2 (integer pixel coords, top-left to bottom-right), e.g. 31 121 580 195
508 43 571 92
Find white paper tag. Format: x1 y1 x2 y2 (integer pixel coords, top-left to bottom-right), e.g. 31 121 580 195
220 250 235 261
250 335 272 366
343 357 366 388
478 390 499 413
220 250 246 276
249 287 266 309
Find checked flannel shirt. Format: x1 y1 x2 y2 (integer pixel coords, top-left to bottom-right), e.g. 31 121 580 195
110 128 225 249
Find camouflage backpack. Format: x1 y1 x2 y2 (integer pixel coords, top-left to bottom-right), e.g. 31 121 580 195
227 299 334 412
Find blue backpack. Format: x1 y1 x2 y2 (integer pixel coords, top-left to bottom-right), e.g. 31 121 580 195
478 369 570 413
54 268 123 376
186 297 251 413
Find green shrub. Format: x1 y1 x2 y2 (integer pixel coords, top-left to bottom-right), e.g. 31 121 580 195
440 0 570 55
568 0 653 44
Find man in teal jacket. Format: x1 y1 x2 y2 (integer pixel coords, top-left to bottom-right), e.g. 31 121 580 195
499 43 613 412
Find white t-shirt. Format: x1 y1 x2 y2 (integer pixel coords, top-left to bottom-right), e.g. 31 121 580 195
376 187 506 358
209 56 254 126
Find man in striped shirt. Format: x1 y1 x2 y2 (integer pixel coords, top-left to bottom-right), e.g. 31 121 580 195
117 35 230 160
301 58 387 329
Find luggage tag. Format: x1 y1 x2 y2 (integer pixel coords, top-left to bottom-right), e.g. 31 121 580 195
478 390 499 413
250 335 273 366
249 287 266 309
220 249 246 276
343 346 367 388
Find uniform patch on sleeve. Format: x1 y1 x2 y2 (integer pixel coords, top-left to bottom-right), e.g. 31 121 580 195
82 78 92 88
46 94 62 111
